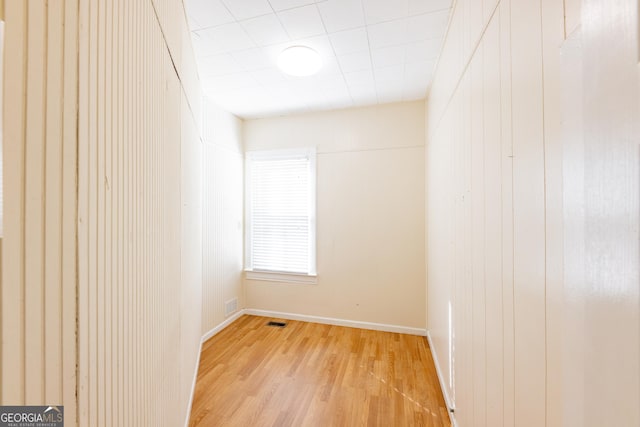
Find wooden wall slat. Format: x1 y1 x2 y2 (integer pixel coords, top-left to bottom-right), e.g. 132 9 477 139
61 0 79 422
2 0 27 405
44 0 64 404
24 1 46 403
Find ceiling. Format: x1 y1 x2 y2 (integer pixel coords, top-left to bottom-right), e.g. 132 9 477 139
185 0 452 118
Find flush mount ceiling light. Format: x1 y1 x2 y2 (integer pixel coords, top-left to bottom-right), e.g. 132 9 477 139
277 46 322 77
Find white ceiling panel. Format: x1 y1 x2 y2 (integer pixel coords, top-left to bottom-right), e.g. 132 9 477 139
318 0 366 33
373 64 405 83
408 0 452 14
195 23 256 54
185 0 235 30
344 69 375 86
337 51 372 73
406 10 450 41
221 0 274 20
349 83 377 100
198 53 245 76
241 14 290 46
314 57 343 78
189 0 452 118
277 5 326 40
351 92 378 107
328 28 370 55
404 60 436 81
231 47 274 70
268 0 317 12
250 67 288 85
318 74 349 92
405 38 443 62
371 45 405 68
362 0 409 25
208 72 259 90
366 19 407 49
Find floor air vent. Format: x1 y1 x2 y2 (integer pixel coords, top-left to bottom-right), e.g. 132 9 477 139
266 321 287 328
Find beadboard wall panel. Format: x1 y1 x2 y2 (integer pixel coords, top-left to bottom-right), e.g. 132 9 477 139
76 0 202 426
426 0 562 425
425 0 639 426
201 101 244 336
1 1 78 424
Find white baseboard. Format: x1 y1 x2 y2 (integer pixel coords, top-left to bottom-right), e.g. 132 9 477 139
426 331 457 427
183 339 203 427
244 309 427 336
201 309 247 343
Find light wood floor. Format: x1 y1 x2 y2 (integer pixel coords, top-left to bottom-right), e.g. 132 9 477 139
189 315 451 427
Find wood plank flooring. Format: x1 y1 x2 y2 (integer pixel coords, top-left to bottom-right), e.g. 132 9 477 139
189 315 451 427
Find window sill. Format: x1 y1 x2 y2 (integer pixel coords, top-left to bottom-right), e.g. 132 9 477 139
244 270 318 285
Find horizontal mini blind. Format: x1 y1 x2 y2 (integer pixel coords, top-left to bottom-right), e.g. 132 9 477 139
247 149 316 274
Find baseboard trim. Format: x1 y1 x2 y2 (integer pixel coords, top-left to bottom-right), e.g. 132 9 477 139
245 309 427 336
426 331 458 427
201 309 247 343
183 339 203 427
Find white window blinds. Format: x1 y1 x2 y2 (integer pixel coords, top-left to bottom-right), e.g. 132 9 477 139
246 148 316 275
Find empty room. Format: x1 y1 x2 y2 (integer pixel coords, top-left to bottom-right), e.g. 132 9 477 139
0 0 638 426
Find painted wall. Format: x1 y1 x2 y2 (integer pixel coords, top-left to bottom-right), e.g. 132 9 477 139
76 0 204 425
244 102 426 330
2 0 79 421
201 99 244 336
425 0 639 426
561 1 639 425
2 0 204 426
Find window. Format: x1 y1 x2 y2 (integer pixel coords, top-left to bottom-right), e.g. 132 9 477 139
245 148 316 282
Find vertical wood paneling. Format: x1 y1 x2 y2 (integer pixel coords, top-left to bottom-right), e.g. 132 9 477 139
44 0 64 404
577 0 640 425
498 2 515 424
540 0 566 425
76 0 203 423
426 0 565 426
201 101 244 337
510 1 547 424
427 0 637 427
2 0 78 424
2 0 27 405
24 2 46 403
564 0 582 38
482 16 504 427
469 49 486 427
2 2 27 405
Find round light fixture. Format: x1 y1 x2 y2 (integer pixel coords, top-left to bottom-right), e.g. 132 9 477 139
277 46 322 77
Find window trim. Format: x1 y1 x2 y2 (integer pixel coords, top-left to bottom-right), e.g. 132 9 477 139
244 147 317 281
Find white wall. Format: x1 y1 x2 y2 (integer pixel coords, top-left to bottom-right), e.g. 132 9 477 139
76 0 204 425
562 1 639 425
244 102 426 330
2 0 78 419
425 0 639 426
201 99 244 336
1 0 205 426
